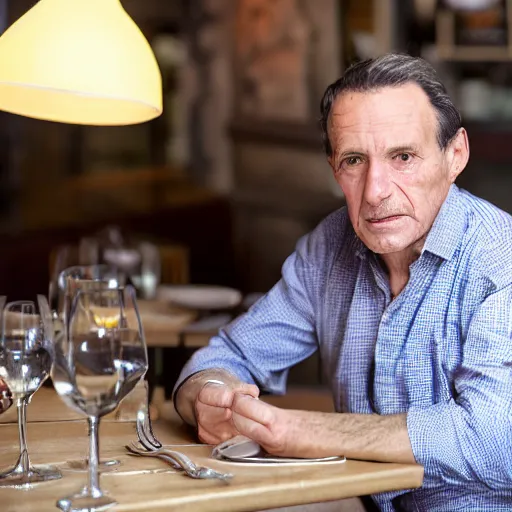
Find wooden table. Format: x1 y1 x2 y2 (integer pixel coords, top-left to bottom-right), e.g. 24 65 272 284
138 301 218 349
144 328 213 349
0 390 424 512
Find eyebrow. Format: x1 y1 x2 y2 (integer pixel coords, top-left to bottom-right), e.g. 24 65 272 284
337 149 366 159
336 144 421 160
385 144 421 155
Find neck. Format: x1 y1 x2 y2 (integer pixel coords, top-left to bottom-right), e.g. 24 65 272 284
379 240 424 298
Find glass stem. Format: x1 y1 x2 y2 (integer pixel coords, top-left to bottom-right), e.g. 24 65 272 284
87 415 102 497
17 397 30 474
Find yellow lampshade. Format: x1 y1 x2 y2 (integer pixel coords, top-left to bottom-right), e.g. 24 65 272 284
0 0 162 125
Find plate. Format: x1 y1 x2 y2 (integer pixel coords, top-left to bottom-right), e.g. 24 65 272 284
137 300 197 332
156 285 242 311
211 435 346 466
212 454 346 466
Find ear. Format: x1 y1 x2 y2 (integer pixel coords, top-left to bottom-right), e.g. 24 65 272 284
445 128 469 182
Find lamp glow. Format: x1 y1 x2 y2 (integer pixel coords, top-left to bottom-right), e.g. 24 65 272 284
0 0 162 125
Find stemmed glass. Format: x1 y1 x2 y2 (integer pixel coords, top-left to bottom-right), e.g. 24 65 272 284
52 285 148 511
56 264 124 319
0 296 62 486
55 264 126 471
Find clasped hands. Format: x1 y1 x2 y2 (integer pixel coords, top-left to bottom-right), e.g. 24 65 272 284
194 380 293 457
188 375 412 463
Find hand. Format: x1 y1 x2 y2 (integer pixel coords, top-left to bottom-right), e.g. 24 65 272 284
230 394 336 458
230 394 293 456
195 381 259 445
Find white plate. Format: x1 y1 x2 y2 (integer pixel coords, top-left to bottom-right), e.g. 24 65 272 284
211 455 346 467
156 285 242 311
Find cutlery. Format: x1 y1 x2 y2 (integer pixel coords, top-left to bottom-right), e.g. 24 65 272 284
125 442 232 481
136 379 162 450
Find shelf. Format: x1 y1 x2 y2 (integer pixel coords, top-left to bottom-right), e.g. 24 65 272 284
437 45 512 61
435 5 512 62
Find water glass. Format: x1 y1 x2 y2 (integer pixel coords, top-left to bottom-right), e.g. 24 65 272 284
0 296 62 486
52 285 148 511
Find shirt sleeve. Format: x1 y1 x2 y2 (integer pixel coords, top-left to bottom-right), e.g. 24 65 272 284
407 283 512 490
173 232 321 395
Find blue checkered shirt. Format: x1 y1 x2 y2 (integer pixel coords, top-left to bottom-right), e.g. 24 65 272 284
176 185 512 511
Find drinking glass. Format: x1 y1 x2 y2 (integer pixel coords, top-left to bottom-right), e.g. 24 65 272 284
52 285 148 511
55 264 128 471
56 264 124 321
48 241 101 314
0 296 62 486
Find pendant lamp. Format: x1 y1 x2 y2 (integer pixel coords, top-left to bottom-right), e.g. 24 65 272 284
0 0 162 125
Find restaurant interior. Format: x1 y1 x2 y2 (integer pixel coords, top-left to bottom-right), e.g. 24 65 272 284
0 0 508 510
2 0 510 395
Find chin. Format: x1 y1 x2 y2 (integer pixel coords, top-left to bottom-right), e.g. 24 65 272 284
361 235 414 255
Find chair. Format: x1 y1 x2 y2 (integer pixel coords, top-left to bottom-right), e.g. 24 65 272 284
157 244 189 285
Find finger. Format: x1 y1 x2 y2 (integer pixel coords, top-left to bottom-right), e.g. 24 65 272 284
234 383 260 399
196 402 232 427
231 410 274 447
198 383 234 408
232 393 274 425
198 424 237 445
195 402 239 445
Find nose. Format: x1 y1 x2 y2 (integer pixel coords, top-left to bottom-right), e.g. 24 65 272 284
363 158 392 207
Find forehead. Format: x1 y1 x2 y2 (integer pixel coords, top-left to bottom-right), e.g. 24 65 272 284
328 83 438 152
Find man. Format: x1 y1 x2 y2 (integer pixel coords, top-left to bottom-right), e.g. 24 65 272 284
173 54 512 511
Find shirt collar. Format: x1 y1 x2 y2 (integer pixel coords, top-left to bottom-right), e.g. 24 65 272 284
422 184 466 261
352 184 466 262
348 223 368 260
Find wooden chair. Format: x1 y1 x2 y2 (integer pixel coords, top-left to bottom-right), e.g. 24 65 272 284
158 244 189 285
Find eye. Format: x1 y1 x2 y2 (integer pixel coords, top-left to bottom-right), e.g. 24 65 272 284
343 156 363 167
395 153 412 163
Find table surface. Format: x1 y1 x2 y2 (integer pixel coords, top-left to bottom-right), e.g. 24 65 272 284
0 389 424 512
139 302 216 349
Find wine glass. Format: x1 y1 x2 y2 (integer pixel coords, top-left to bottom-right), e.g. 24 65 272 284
56 264 124 320
48 241 101 314
52 285 148 511
0 296 62 486
55 264 128 471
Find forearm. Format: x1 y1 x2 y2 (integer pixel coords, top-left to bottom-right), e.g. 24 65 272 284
231 394 415 463
284 410 415 463
173 368 245 426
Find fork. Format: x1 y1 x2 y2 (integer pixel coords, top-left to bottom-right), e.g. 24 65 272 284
136 379 162 450
126 442 233 481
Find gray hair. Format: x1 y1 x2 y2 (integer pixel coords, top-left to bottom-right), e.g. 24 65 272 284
319 53 461 157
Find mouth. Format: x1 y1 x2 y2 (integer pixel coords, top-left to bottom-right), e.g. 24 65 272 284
367 215 405 224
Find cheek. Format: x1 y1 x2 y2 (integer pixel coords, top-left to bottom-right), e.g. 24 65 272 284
336 173 364 201
336 175 364 226
395 167 449 226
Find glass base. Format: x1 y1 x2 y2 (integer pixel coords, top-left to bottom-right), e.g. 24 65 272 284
63 459 120 473
56 488 117 512
0 463 62 487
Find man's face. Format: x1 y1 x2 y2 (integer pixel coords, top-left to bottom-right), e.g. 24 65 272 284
327 84 467 255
